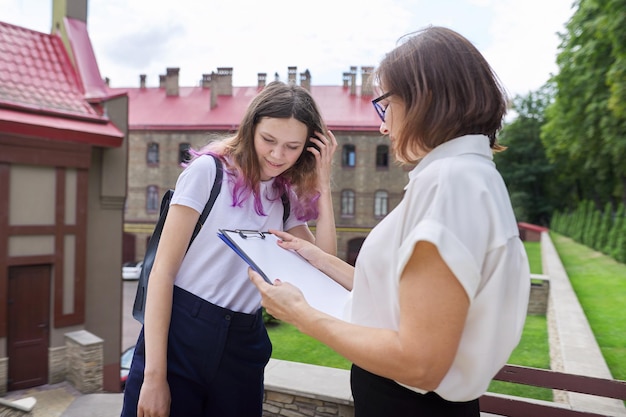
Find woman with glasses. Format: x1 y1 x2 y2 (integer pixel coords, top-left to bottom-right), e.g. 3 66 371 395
250 26 530 416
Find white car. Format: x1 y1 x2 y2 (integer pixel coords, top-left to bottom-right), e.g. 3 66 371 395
122 261 143 280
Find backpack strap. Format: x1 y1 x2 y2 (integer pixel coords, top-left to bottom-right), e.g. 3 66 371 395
132 154 223 324
189 155 223 250
281 191 290 224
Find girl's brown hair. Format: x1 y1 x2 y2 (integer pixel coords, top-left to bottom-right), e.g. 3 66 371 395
194 81 326 220
375 26 508 164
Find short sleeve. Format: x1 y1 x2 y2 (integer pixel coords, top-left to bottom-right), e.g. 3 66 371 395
170 155 219 214
397 219 482 299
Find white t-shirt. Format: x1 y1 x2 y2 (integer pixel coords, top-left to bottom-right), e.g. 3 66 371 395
349 134 530 401
170 154 305 313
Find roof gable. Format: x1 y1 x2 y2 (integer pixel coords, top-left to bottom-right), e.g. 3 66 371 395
0 21 100 120
0 20 123 146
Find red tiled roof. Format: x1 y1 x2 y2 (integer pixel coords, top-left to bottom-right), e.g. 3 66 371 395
109 85 382 132
0 20 123 145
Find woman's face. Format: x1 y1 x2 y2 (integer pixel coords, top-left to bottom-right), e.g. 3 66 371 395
378 91 404 149
379 91 427 160
254 117 308 181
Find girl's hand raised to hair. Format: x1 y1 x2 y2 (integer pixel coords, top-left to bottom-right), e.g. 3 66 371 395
308 130 337 192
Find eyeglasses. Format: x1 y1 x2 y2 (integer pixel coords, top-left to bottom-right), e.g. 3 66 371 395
372 92 392 122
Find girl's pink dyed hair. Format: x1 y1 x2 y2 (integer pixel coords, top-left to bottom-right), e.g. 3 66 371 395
184 81 326 222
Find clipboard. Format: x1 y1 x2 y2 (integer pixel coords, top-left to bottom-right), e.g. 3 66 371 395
218 229 350 320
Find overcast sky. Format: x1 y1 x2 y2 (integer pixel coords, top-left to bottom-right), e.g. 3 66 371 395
3 0 575 98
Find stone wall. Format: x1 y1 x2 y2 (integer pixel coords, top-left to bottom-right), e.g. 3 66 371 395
528 274 550 315
263 390 354 417
0 358 7 396
263 360 354 417
48 346 67 384
64 331 103 394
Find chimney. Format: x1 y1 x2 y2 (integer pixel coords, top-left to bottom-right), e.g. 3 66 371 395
165 67 180 96
258 73 267 89
216 67 233 96
350 66 357 96
210 71 218 109
60 0 87 23
159 74 166 88
287 66 297 85
140 74 146 89
361 66 374 96
342 72 350 88
300 69 311 91
274 72 280 82
201 73 212 89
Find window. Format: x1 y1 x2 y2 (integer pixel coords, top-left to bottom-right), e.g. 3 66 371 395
147 143 159 165
146 185 159 213
376 145 389 168
374 190 389 218
179 143 191 164
341 189 355 216
342 144 356 167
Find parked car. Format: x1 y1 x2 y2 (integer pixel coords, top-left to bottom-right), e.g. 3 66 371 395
120 345 135 390
122 261 143 280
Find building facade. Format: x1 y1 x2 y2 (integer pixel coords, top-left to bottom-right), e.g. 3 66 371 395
0 0 128 393
112 66 412 264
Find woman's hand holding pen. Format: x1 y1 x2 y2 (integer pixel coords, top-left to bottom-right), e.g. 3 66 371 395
248 267 310 327
249 229 323 325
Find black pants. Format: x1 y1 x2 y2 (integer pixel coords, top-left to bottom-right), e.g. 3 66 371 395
121 286 272 417
350 364 480 417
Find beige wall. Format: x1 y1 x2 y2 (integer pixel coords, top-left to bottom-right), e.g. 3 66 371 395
124 129 411 263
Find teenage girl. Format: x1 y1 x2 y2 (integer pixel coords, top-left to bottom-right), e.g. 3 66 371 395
121 80 337 417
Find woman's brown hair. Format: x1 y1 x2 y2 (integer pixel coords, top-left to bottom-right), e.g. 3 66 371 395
375 26 508 164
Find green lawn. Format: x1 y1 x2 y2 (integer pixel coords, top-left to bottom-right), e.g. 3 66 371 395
551 233 626 381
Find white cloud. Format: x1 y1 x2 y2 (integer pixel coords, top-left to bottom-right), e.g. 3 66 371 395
1 0 574 95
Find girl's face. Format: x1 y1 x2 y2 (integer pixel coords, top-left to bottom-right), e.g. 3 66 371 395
254 117 308 181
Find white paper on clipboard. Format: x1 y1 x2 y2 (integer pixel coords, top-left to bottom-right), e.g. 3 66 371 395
218 229 350 320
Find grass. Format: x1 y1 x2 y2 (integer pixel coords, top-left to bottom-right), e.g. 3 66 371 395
267 321 351 370
550 233 626 381
267 241 551 400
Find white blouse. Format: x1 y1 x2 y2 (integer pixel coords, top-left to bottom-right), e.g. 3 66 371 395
349 135 530 401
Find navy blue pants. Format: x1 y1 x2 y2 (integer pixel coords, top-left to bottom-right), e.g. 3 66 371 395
121 286 272 417
350 364 480 416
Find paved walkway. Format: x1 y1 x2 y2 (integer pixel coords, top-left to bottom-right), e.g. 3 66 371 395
542 233 626 416
1 232 623 416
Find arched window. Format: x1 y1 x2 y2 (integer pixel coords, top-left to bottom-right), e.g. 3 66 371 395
341 189 355 216
342 144 356 167
179 143 191 164
374 190 388 218
376 145 389 168
147 143 159 165
146 185 159 213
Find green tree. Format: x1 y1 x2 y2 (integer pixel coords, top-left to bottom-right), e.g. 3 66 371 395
608 203 625 259
597 202 613 254
495 88 556 225
541 0 626 208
